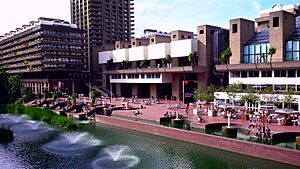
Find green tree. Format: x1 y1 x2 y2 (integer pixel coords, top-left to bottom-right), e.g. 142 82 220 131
90 89 102 103
6 75 21 102
52 90 62 99
140 59 149 68
188 51 197 66
240 85 260 106
268 47 277 63
121 60 130 69
20 86 34 101
193 84 216 102
220 47 232 70
70 93 79 102
225 83 241 106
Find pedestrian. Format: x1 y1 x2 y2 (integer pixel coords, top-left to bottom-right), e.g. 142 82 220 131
266 127 271 140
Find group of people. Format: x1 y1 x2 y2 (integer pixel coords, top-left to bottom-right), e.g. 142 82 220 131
255 125 272 140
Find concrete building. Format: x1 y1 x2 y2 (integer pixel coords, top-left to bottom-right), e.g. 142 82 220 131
0 18 85 94
99 27 228 101
70 0 134 89
216 3 300 92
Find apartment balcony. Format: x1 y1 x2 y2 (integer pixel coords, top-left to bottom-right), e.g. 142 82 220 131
215 61 300 72
6 61 42 69
148 43 170 60
0 54 42 65
171 39 198 58
104 65 206 75
6 67 43 74
0 33 41 51
128 46 148 61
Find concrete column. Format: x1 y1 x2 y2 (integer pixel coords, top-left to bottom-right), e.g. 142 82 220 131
172 58 179 67
150 84 157 98
172 74 180 101
116 83 121 97
34 82 38 94
132 84 138 97
150 60 156 68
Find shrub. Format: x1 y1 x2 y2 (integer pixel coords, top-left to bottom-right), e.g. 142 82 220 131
1 104 77 130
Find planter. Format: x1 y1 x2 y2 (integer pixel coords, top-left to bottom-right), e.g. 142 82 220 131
171 119 184 129
222 126 237 139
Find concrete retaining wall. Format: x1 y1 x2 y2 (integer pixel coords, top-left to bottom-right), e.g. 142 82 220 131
95 115 300 166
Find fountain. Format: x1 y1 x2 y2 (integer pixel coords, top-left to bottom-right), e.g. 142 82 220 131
43 132 102 155
92 145 140 169
221 111 237 138
10 114 27 123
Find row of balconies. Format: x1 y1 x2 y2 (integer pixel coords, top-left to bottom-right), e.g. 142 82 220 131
0 39 42 55
0 54 42 65
0 32 41 51
6 60 42 69
1 47 41 60
99 39 198 64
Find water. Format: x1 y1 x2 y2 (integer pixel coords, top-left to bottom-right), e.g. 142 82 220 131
0 114 299 169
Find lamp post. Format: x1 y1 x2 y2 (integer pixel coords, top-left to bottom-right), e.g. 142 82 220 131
110 80 113 104
182 81 185 104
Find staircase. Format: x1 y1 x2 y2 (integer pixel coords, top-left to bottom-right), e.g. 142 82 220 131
83 80 110 97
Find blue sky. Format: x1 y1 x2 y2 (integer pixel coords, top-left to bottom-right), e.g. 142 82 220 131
0 0 298 37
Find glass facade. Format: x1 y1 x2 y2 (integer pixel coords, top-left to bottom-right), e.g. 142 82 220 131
286 40 300 61
243 43 269 63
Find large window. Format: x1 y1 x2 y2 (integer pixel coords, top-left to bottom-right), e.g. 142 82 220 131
286 40 300 61
243 43 269 63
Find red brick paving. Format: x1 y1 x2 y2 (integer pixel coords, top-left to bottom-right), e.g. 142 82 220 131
111 98 300 135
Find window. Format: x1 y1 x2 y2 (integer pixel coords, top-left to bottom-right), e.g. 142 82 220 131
261 71 272 77
232 24 237 33
141 74 145 78
173 34 177 39
199 30 204 34
241 71 247 78
210 30 215 35
181 35 184 39
230 72 240 78
139 42 141 45
274 70 286 77
273 17 279 27
243 43 269 63
249 71 259 77
288 70 296 77
151 39 154 42
188 36 191 39
132 42 135 45
286 40 300 61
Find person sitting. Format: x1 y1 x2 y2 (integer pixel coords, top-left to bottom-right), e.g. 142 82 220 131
266 127 271 140
133 110 141 116
252 121 257 129
164 111 169 117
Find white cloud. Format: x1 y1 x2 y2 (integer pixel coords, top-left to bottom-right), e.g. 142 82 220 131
253 1 261 11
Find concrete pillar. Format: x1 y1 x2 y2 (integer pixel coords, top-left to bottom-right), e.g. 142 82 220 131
150 60 156 68
33 82 38 94
172 74 180 100
116 83 121 97
150 84 157 98
132 84 138 97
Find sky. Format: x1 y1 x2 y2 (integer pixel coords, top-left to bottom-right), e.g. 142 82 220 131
0 0 298 37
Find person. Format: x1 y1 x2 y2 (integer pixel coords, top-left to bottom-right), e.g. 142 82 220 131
252 121 257 129
184 108 188 115
266 127 271 140
267 116 272 125
164 111 169 117
248 120 253 129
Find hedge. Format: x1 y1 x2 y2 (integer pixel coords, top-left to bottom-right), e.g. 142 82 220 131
0 104 77 130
